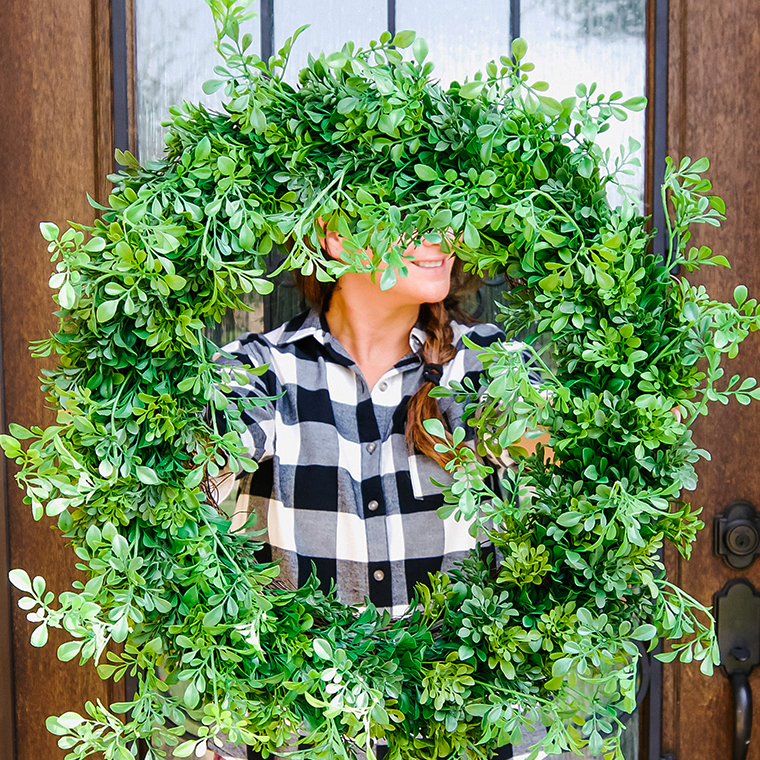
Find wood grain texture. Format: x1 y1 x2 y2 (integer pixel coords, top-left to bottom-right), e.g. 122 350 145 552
0 341 18 756
663 0 760 757
0 0 123 757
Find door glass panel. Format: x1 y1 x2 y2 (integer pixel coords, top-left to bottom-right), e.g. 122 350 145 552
395 1 510 86
135 0 260 164
133 0 263 344
274 0 386 84
520 0 647 207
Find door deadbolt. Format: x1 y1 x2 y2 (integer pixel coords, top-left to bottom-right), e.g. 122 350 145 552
715 501 760 569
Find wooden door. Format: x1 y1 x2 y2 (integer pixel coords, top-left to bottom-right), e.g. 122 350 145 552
661 0 760 757
0 0 125 757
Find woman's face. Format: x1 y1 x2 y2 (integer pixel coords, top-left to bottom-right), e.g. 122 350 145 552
324 231 455 309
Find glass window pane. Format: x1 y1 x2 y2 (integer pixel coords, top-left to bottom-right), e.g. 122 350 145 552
273 0 387 83
134 0 263 339
521 0 647 205
396 1 510 87
134 0 260 163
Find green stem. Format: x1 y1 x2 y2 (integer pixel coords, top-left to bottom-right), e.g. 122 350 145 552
660 176 675 263
110 381 127 432
520 189 584 241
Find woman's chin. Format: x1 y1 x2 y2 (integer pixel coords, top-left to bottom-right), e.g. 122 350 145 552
402 270 454 302
408 285 453 305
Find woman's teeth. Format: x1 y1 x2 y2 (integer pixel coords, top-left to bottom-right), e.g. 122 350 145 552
414 260 443 268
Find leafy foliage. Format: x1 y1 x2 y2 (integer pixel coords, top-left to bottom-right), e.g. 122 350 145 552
2 2 759 758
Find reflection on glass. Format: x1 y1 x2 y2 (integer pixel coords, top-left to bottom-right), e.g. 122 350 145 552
396 1 510 87
205 297 264 350
134 0 263 340
135 0 260 163
509 706 639 760
273 0 386 83
521 0 646 205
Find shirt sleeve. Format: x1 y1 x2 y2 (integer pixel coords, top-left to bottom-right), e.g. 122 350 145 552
439 321 542 469
437 321 504 445
215 333 279 463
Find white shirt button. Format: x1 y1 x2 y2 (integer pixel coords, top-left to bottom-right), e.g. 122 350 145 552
373 569 385 582
366 442 377 454
367 500 379 511
378 381 388 391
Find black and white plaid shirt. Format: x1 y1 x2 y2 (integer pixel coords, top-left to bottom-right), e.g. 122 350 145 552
217 309 504 615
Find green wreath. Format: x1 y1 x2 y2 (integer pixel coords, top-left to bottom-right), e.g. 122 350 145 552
2 2 758 759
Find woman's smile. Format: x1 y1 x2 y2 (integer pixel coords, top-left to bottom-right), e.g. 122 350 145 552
411 258 446 268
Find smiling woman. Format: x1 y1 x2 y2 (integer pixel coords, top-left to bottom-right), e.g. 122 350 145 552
212 236 513 758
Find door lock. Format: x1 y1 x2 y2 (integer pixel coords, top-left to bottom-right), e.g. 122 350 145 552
715 500 760 569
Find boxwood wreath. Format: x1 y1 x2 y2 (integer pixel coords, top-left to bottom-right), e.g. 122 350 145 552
3 2 759 759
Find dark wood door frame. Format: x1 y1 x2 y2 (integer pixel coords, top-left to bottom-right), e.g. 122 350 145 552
661 1 760 758
0 271 18 760
0 0 127 757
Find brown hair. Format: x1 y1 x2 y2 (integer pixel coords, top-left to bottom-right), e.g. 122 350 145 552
292 259 480 467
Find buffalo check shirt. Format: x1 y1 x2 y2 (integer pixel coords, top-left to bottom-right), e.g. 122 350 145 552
217 309 505 616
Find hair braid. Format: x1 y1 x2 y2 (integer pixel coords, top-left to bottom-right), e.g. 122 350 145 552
404 301 459 467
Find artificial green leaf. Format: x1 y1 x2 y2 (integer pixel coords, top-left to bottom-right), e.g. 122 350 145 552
313 638 332 659
40 222 60 242
203 605 224 628
135 466 161 485
412 37 429 63
459 81 485 100
414 164 438 182
59 282 76 310
9 569 32 593
96 300 119 323
631 624 658 640
326 52 348 69
184 467 205 489
392 30 416 48
8 423 34 440
57 640 83 662
533 156 548 181
202 79 224 94
422 418 447 439
30 624 48 648
464 221 481 249
217 155 236 175
511 37 528 61
621 95 647 111
165 274 187 291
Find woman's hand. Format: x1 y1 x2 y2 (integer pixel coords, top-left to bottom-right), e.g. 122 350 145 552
514 429 554 463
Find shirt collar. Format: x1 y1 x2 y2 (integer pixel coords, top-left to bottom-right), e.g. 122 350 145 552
276 309 428 365
275 309 327 346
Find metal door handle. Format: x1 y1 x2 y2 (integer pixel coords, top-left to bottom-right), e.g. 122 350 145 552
730 672 752 760
714 579 760 760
